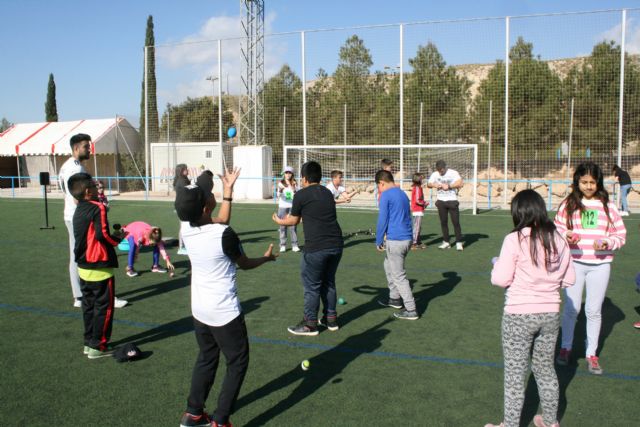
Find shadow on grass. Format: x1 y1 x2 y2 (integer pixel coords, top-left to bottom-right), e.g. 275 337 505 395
117 277 190 302
111 296 269 347
343 236 375 249
236 318 393 426
520 297 624 425
426 233 489 249
414 272 461 316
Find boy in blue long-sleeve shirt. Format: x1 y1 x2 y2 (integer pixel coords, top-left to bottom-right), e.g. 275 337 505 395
375 170 418 320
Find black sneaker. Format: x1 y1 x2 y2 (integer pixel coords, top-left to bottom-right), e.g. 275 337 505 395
319 316 339 331
180 412 213 427
378 298 403 309
393 310 419 320
287 320 319 336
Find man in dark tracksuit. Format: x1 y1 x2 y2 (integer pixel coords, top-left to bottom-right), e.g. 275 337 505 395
70 172 122 359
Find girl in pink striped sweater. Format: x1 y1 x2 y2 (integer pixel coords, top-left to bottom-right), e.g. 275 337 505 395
486 190 574 427
554 162 626 375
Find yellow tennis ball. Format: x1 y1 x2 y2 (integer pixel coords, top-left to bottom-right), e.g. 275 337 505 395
301 360 310 371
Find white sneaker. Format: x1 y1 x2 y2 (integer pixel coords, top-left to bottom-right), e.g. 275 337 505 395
620 211 629 216
456 242 464 251
280 246 286 253
291 245 301 252
73 299 82 308
114 297 128 308
438 242 451 250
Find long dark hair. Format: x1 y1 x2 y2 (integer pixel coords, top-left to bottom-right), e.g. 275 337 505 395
511 189 558 269
173 164 189 190
563 162 612 230
280 171 297 190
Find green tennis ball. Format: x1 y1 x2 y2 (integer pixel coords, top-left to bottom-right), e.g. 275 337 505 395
338 297 345 305
301 360 310 371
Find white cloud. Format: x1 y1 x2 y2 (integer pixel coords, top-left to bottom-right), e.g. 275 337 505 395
599 17 640 54
154 12 290 110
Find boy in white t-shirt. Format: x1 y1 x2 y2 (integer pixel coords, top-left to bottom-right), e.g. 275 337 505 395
175 180 277 427
427 160 464 251
325 170 357 204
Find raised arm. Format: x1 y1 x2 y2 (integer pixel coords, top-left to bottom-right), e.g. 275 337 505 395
213 167 241 225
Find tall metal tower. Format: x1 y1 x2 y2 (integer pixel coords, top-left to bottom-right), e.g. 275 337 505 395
239 0 265 145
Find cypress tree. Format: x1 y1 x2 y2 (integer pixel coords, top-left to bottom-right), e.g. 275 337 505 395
139 15 159 143
45 73 58 122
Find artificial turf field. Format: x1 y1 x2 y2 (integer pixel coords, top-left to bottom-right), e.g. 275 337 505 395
0 197 638 427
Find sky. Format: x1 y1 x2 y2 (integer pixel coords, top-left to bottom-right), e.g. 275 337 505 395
1 0 639 126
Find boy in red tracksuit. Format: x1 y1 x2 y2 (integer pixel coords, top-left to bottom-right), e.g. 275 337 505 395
69 172 123 359
410 172 427 249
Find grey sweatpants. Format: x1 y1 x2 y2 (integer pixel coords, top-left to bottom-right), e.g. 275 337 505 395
501 312 560 427
412 215 423 245
278 207 298 247
383 240 415 311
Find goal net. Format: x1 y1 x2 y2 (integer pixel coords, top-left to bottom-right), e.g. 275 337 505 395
283 144 478 213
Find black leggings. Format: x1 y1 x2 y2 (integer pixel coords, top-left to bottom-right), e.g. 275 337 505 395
435 200 462 243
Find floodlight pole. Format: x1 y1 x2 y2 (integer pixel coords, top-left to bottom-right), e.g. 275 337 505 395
503 16 510 208
218 39 223 148
301 30 307 162
399 24 404 189
617 10 627 172
144 46 149 199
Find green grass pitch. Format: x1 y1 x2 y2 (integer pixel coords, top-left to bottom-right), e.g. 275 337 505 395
0 198 638 426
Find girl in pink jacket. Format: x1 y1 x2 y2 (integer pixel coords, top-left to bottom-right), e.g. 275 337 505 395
486 190 575 427
553 162 626 375
122 221 175 277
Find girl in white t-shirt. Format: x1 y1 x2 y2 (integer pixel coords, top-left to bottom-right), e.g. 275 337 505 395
277 166 300 253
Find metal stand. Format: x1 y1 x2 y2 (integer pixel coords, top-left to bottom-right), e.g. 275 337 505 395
40 185 55 230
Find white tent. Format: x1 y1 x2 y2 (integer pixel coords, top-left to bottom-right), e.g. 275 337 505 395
0 117 142 188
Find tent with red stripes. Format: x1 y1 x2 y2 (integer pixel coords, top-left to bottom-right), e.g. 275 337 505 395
0 118 141 188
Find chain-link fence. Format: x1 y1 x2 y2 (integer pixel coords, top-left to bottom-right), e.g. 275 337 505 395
143 9 640 208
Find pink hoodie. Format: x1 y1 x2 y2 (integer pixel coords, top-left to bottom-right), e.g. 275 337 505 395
491 228 575 314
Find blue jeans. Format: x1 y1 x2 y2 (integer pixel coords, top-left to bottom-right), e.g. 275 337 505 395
300 247 343 322
620 184 631 212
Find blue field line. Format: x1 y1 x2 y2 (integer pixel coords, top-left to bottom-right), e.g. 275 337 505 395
2 302 639 381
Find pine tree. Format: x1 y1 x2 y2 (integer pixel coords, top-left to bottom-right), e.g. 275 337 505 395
45 73 58 122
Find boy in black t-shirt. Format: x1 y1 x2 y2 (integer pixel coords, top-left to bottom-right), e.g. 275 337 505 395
272 161 344 336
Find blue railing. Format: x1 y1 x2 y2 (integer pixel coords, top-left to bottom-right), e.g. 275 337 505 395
1 175 626 211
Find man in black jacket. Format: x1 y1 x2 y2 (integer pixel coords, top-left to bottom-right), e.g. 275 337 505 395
69 172 123 359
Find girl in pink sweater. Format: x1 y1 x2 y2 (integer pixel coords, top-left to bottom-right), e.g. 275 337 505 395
486 190 575 427
122 221 175 277
553 162 626 375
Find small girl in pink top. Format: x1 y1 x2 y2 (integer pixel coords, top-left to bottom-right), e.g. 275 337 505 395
122 221 175 277
485 190 574 427
553 162 626 375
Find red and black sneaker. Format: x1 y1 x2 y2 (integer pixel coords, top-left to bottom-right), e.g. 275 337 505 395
287 319 319 336
180 412 212 427
555 348 571 366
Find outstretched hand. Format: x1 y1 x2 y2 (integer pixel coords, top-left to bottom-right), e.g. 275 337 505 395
272 212 283 224
264 243 278 261
218 167 241 189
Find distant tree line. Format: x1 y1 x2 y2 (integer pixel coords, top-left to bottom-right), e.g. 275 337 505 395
261 35 640 172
